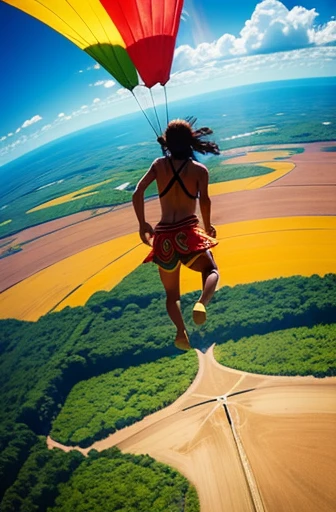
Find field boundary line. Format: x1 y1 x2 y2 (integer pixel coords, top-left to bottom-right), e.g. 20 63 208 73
49 242 143 312
225 403 265 512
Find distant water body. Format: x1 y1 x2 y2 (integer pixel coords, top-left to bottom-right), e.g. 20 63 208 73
0 76 335 202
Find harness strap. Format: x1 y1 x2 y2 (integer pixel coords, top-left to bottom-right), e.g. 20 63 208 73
159 158 198 200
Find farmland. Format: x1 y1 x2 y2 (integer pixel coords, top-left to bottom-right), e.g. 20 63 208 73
0 132 335 511
1 142 335 321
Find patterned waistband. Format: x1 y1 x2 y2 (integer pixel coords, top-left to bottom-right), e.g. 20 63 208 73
155 214 199 233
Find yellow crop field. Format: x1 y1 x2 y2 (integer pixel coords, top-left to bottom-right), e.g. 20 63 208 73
0 233 147 321
223 150 293 165
1 216 335 322
0 219 12 227
27 179 113 213
209 161 294 196
180 216 336 293
54 244 149 311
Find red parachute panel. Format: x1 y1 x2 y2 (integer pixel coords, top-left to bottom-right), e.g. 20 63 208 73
100 0 184 88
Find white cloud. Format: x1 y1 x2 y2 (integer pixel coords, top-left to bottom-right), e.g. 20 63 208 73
172 46 336 90
239 1 317 53
0 136 6 142
79 63 100 74
309 20 336 45
86 63 101 71
81 105 88 109
15 127 21 134
173 0 336 73
41 124 52 131
21 115 42 129
93 98 100 103
58 112 65 118
170 70 198 87
91 80 104 87
116 88 132 99
91 79 116 88
7 132 13 137
103 80 115 88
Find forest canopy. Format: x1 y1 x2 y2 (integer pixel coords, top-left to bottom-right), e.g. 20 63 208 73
0 269 335 510
214 324 336 376
51 352 198 447
1 270 335 436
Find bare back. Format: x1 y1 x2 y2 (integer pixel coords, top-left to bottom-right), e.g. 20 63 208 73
154 157 208 224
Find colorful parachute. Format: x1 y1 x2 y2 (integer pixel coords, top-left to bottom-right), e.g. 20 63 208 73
3 0 184 92
100 0 183 89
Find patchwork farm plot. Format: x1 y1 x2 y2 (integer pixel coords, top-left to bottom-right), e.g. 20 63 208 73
1 142 335 512
0 142 335 321
26 178 114 213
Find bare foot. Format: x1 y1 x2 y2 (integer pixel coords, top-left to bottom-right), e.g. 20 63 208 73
174 330 191 351
193 302 206 325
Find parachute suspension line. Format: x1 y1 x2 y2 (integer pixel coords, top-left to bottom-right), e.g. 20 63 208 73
131 91 160 138
149 89 162 136
164 85 169 127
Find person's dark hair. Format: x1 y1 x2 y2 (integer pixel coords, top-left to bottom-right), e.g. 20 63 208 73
157 117 220 160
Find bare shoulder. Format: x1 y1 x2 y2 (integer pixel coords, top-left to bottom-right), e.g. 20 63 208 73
191 159 208 170
152 157 165 171
191 160 209 178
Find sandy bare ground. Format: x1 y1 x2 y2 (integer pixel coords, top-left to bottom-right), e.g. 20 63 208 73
48 346 336 512
1 141 335 292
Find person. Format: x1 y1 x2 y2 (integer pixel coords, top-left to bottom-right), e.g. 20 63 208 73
132 118 220 350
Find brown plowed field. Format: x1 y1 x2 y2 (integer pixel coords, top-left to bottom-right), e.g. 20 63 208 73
1 142 335 293
0 200 160 292
48 346 336 512
0 207 111 251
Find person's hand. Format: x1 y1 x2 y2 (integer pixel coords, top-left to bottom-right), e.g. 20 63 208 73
139 222 154 245
206 224 217 238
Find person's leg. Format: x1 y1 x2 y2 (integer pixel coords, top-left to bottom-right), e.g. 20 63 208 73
158 265 190 349
188 250 219 324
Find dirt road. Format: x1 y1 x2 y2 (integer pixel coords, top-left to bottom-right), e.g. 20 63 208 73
48 346 336 512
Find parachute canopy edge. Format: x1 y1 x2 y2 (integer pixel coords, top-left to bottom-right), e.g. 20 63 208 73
2 0 139 91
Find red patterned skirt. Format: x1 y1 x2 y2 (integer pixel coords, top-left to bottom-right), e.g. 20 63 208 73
143 215 218 272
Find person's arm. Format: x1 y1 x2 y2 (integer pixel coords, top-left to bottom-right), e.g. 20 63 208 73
132 161 157 245
198 166 216 237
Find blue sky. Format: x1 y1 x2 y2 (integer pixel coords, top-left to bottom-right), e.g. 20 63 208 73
0 0 335 165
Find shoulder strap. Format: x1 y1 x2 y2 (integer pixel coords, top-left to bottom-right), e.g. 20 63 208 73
159 159 197 199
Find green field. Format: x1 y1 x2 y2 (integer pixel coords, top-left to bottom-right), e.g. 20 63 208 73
0 137 320 240
2 76 336 240
0 160 275 239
